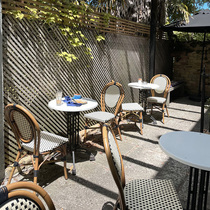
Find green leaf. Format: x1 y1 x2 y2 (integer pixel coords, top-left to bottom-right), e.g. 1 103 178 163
74 38 80 43
9 0 108 63
96 35 105 42
57 52 78 62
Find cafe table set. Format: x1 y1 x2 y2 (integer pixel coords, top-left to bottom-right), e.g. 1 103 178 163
128 78 160 125
128 78 210 209
48 83 210 210
48 91 98 175
128 78 159 112
48 79 158 174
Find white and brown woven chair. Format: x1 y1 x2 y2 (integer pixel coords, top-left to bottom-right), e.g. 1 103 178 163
84 80 124 141
120 103 143 135
0 181 55 210
102 125 183 210
5 104 68 185
147 74 171 123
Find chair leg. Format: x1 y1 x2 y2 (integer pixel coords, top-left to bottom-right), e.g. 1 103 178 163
33 156 39 185
63 161 68 180
119 110 123 122
115 118 122 141
150 104 153 115
7 166 17 185
84 119 88 142
7 151 21 185
165 104 169 117
114 197 120 210
134 111 137 126
139 111 143 135
100 124 103 134
63 144 68 180
162 104 165 124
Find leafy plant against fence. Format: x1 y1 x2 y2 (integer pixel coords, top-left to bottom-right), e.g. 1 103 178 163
2 0 150 62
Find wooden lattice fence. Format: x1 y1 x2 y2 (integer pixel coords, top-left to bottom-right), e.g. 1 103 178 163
1 2 172 166
2 0 150 37
2 15 150 165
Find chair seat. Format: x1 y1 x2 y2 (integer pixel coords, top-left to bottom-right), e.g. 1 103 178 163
84 111 115 123
22 131 68 153
0 197 40 209
124 179 183 210
122 103 143 111
147 96 166 104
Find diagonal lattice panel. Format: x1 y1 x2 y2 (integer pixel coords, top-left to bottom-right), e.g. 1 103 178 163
3 15 171 165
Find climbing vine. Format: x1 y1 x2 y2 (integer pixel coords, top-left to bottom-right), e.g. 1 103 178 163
7 0 106 62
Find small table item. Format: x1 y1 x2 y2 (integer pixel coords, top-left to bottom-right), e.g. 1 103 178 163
48 97 98 175
159 131 210 210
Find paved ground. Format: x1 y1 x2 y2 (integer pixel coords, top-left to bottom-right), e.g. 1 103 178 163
2 96 210 210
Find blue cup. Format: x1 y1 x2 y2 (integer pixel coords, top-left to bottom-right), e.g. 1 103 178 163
72 94 82 99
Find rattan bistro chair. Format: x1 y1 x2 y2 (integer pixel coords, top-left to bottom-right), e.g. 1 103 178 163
120 103 143 135
5 104 68 185
102 125 183 210
0 181 55 210
84 80 124 141
147 74 171 123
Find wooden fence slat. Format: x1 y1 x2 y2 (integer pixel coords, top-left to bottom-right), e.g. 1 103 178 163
2 0 150 37
2 13 170 167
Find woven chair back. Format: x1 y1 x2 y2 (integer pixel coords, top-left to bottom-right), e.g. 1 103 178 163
101 81 124 116
105 85 120 108
5 104 40 152
0 182 55 210
102 125 126 208
150 74 171 98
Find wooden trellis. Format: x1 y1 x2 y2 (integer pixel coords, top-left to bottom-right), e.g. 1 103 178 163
2 14 152 166
2 0 150 37
1 1 172 167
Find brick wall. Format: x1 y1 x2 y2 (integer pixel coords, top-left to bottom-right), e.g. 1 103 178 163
173 41 210 98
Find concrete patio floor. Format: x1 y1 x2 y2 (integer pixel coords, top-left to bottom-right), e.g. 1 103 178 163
2 96 210 210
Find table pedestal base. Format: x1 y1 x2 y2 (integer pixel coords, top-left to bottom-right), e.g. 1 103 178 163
66 112 80 151
66 112 95 175
138 89 157 125
187 167 209 210
138 89 148 112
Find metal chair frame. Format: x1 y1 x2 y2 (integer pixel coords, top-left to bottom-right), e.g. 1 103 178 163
5 104 68 185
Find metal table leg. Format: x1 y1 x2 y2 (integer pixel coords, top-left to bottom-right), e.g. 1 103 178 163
139 89 147 112
66 112 80 151
66 112 95 175
66 112 79 175
139 89 157 124
187 167 209 210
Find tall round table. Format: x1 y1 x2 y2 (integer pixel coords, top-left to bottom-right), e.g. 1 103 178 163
159 131 210 210
48 98 98 175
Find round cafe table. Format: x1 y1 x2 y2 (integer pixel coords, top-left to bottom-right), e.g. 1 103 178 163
48 98 98 175
159 131 210 210
128 82 159 111
128 82 159 90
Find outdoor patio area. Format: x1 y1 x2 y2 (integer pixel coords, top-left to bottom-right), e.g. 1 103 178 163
2 96 209 210
1 1 210 209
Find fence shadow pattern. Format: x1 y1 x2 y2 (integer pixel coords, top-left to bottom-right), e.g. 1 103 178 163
3 15 171 165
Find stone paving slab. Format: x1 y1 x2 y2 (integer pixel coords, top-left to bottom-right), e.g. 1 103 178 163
1 96 210 210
